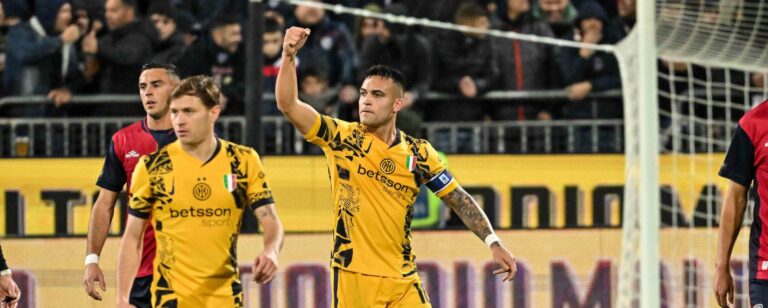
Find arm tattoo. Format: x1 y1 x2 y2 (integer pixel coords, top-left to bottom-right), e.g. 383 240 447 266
255 204 275 220
441 187 494 240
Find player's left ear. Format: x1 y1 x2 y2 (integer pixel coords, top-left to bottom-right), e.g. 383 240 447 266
210 105 221 122
393 97 404 113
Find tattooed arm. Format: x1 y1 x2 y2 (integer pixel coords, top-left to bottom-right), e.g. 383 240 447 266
252 204 284 284
441 186 517 281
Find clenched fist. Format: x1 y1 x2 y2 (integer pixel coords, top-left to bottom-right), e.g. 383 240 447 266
282 27 310 58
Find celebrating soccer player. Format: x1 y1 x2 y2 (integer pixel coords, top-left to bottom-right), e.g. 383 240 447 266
83 62 180 306
276 27 517 307
117 76 284 307
715 100 768 307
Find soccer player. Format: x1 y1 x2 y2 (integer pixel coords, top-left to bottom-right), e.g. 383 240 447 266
117 76 284 307
0 243 20 308
715 100 768 307
83 62 180 306
276 27 517 307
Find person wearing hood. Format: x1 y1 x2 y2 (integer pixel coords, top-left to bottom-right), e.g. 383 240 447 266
556 0 622 151
4 0 83 109
147 1 187 64
80 0 158 94
175 12 245 115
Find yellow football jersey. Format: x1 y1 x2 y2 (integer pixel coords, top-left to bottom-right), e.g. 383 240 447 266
129 139 274 307
305 115 459 278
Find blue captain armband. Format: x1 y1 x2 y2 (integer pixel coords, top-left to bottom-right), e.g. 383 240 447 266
426 170 455 194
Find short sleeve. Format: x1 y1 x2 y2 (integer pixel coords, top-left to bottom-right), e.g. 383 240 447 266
128 156 152 219
421 141 459 198
719 125 755 187
96 141 127 192
247 149 275 210
304 114 347 148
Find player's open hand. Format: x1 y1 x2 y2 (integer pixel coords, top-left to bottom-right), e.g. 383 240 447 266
490 244 517 282
283 27 310 58
252 250 279 284
0 274 20 308
713 267 734 307
83 263 106 300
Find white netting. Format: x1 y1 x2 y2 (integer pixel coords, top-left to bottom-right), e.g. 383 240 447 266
617 0 768 306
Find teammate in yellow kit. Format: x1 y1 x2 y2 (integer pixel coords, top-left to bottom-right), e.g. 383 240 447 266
276 27 516 307
117 76 284 307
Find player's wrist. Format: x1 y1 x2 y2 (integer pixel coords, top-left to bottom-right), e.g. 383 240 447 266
84 253 99 266
484 234 501 247
0 269 11 276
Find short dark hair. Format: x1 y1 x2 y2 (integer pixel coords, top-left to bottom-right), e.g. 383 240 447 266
209 13 239 31
147 1 176 20
170 76 221 109
141 61 180 80
264 16 282 34
365 65 405 92
455 3 487 23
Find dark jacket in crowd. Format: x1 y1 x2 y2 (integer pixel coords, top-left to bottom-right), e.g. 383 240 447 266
153 30 187 64
288 16 356 87
94 19 158 93
176 35 245 114
431 30 499 96
556 2 622 92
494 12 561 91
4 0 82 95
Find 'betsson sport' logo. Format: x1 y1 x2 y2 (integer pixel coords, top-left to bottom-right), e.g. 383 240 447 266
169 206 234 227
358 164 410 193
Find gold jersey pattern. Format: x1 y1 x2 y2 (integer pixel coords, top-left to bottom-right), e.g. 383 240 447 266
305 115 459 278
129 139 274 307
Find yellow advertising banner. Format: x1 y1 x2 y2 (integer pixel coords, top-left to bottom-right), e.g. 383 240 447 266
0 229 749 307
0 154 729 235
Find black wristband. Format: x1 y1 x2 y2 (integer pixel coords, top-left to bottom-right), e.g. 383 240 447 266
0 245 8 271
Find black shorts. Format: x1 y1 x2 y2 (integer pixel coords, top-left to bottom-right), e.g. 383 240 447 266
751 279 768 307
130 275 152 308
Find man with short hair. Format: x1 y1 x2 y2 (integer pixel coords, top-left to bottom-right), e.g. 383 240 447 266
276 27 517 307
83 62 179 307
176 13 244 114
117 75 284 307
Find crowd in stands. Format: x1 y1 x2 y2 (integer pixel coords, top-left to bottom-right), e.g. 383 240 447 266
0 0 765 150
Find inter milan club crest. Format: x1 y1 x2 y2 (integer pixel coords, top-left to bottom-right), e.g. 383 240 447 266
193 177 211 201
405 155 416 172
223 174 237 192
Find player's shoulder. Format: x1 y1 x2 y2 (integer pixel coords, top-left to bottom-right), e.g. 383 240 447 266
739 99 768 139
140 141 174 172
111 120 149 148
403 133 433 152
221 139 258 158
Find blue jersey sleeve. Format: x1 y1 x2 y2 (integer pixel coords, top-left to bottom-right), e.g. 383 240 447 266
96 141 127 192
719 125 755 187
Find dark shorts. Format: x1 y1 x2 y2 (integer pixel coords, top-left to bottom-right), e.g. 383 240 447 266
130 275 152 308
752 279 768 307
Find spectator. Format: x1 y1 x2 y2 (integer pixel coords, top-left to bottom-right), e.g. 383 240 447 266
299 67 336 115
532 0 578 37
492 0 561 120
287 0 357 103
81 0 157 94
175 10 201 46
556 1 622 151
4 0 83 109
262 16 292 115
1 0 30 97
358 4 431 111
613 0 634 35
352 3 380 51
148 1 187 63
176 13 244 114
430 2 499 122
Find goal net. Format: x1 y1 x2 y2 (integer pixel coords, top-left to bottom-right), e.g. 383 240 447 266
618 0 768 306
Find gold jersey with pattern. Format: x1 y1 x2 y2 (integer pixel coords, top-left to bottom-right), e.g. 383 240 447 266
305 115 459 278
129 139 274 308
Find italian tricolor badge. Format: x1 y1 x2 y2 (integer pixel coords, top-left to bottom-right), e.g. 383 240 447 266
224 174 237 192
405 155 416 171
